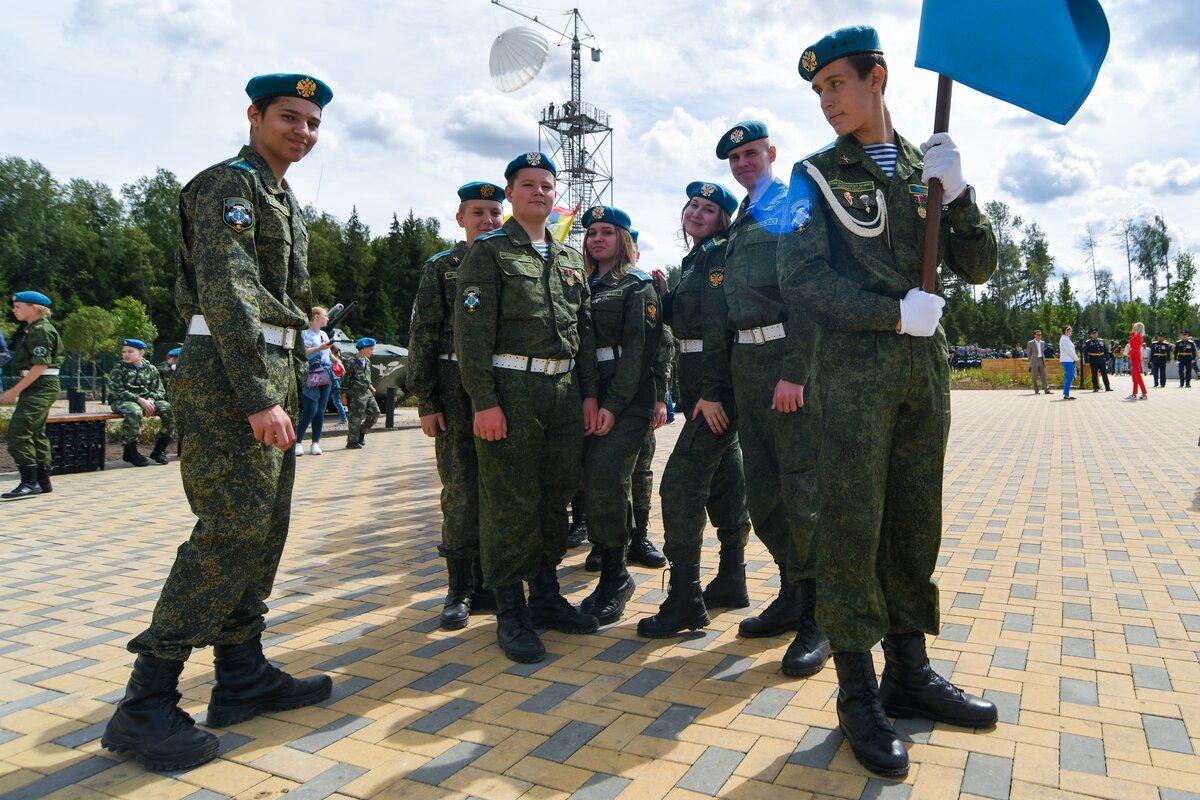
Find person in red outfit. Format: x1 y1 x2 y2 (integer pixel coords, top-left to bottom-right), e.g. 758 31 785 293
1127 322 1148 400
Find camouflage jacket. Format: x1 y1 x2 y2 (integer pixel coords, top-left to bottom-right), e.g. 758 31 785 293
342 355 374 398
589 267 662 419
9 317 63 372
779 133 997 339
665 236 734 403
454 217 598 412
407 240 467 417
176 145 312 414
157 362 175 387
109 360 166 403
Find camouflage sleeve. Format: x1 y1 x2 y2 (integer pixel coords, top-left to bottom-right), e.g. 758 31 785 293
23 325 53 366
454 241 500 412
700 253 734 403
653 324 674 403
107 366 138 404
145 365 167 402
941 203 999 286
183 169 285 416
406 259 444 417
575 280 598 400
778 166 901 333
601 279 658 418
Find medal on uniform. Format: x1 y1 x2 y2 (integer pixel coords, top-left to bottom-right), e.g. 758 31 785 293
917 205 927 218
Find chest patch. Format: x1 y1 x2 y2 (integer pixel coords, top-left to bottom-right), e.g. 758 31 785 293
462 286 482 314
708 266 725 288
223 197 254 233
645 300 658 326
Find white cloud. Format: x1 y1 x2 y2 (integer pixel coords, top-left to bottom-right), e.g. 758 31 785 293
334 92 423 151
1124 158 1200 195
998 141 1101 204
443 89 551 159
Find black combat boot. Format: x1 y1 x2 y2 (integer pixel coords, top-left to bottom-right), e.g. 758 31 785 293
738 570 802 637
1 465 41 501
494 584 545 663
123 441 151 467
702 544 750 608
567 490 587 548
469 557 498 613
628 509 667 568
781 579 830 677
833 651 909 778
584 544 602 571
637 564 708 638
36 464 52 493
207 634 332 728
880 631 998 728
358 432 366 446
528 567 599 633
439 558 473 630
580 547 635 625
149 436 171 465
101 654 219 771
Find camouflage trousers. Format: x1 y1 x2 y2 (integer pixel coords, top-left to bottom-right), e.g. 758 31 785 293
111 399 176 444
128 337 298 661
814 331 946 652
632 427 655 513
474 368 582 589
6 375 58 465
584 412 651 549
730 338 819 582
345 390 379 444
434 361 479 559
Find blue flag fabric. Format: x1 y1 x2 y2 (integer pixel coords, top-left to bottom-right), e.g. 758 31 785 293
914 0 1109 125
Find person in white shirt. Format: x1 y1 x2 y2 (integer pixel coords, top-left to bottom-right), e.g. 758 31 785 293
1058 325 1078 400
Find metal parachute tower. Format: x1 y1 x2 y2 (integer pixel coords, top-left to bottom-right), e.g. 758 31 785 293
490 1 613 247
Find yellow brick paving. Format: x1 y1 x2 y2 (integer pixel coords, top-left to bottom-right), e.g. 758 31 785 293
1 384 1198 799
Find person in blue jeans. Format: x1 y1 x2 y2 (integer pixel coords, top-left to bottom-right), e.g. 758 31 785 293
297 306 335 454
1058 325 1078 400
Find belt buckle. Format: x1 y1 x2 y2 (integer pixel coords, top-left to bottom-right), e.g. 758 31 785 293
542 358 559 375
751 327 766 345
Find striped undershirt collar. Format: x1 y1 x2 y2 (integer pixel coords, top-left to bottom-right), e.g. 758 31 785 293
861 142 899 179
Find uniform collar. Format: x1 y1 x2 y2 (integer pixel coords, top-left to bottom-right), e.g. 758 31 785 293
502 217 567 258
834 132 922 183
450 240 469 264
239 145 286 195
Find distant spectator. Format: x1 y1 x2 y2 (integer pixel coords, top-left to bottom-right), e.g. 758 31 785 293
296 307 335 455
109 338 175 466
1059 325 1077 400
0 328 11 368
1127 323 1147 400
343 338 380 449
1026 329 1049 395
157 347 180 389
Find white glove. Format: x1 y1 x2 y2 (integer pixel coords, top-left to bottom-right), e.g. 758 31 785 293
899 287 946 337
920 132 966 203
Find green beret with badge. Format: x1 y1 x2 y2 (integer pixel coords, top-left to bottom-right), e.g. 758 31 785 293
245 73 334 108
716 120 769 159
797 25 883 81
458 182 506 202
504 151 557 179
583 205 632 231
686 181 739 216
13 290 52 307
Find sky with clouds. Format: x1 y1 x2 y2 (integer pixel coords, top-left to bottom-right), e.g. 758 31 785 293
4 0 1198 305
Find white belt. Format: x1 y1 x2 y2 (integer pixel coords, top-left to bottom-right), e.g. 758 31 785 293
492 353 575 375
188 314 297 349
21 368 59 376
678 339 703 353
736 323 786 345
596 346 623 362
437 353 458 361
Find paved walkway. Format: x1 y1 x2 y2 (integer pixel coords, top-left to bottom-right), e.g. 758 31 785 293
1 379 1198 799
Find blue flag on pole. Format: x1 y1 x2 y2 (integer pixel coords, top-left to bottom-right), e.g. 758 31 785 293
914 0 1109 125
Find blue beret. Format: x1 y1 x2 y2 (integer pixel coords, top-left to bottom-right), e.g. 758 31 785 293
583 205 632 231
245 73 333 108
630 229 639 244
716 121 769 159
13 290 51 307
122 338 148 350
798 25 883 81
168 348 182 357
505 151 557 179
686 181 739 216
355 337 376 349
458 182 505 203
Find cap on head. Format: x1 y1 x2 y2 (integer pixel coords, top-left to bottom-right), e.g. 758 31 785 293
1088 327 1098 334
798 25 883 82
505 152 557 180
716 121 769 159
13 290 51 306
245 73 333 108
168 347 182 357
686 181 739 216
583 205 632 231
458 182 506 203
630 229 639 244
122 338 148 351
355 337 376 349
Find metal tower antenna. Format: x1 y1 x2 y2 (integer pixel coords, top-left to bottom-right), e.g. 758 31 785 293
491 1 613 247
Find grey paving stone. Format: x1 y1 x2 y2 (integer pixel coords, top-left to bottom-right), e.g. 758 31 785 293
892 717 934 745
984 689 1022 725
706 655 756 682
181 790 227 800
1014 561 1040 574
1062 555 1085 568
1111 569 1139 583
1003 613 1033 633
1018 542 1041 555
1063 602 1092 621
991 647 1027 671
312 647 379 672
615 667 671 697
318 675 376 707
1118 593 1148 610
407 662 472 693
1143 714 1194 754
952 593 982 609
0 689 65 719
861 778 913 799
216 731 253 756
330 602 383 620
4 755 117 800
51 720 107 748
1062 538 1083 549
965 568 991 582
1168 585 1199 602
789 726 844 768
291 714 373 754
409 617 443 633
569 773 633 800
1060 732 1105 775
1106 549 1132 562
0 729 19 746
531 720 604 762
409 741 492 785
595 638 645 663
519 681 579 713
973 548 997 561
324 623 380 645
1160 789 1200 800
961 752 1013 800
677 746 743 795
58 630 125 654
938 623 971 642
1062 637 1095 659
1132 664 1173 691
1060 677 1099 706
408 637 466 659
1061 576 1088 591
643 704 702 740
410 596 444 612
1125 625 1160 647
16 657 98 685
743 687 795 719
1157 562 1184 576
408 698 481 734
1182 614 1200 633
505 653 561 676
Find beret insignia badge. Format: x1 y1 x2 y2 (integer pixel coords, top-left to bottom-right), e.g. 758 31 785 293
296 78 317 98
526 152 541 166
701 184 715 197
591 207 604 220
730 129 745 144
480 184 495 198
801 50 818 74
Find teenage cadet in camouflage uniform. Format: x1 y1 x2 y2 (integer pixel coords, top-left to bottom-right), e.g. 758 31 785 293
1175 332 1196 386
1 291 62 501
573 205 663 625
454 152 601 663
342 338 379 449
408 182 505 629
1083 328 1112 391
158 347 180 389
1150 332 1171 387
109 338 175 466
103 74 334 772
639 181 754 638
710 121 830 678
782 28 998 776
